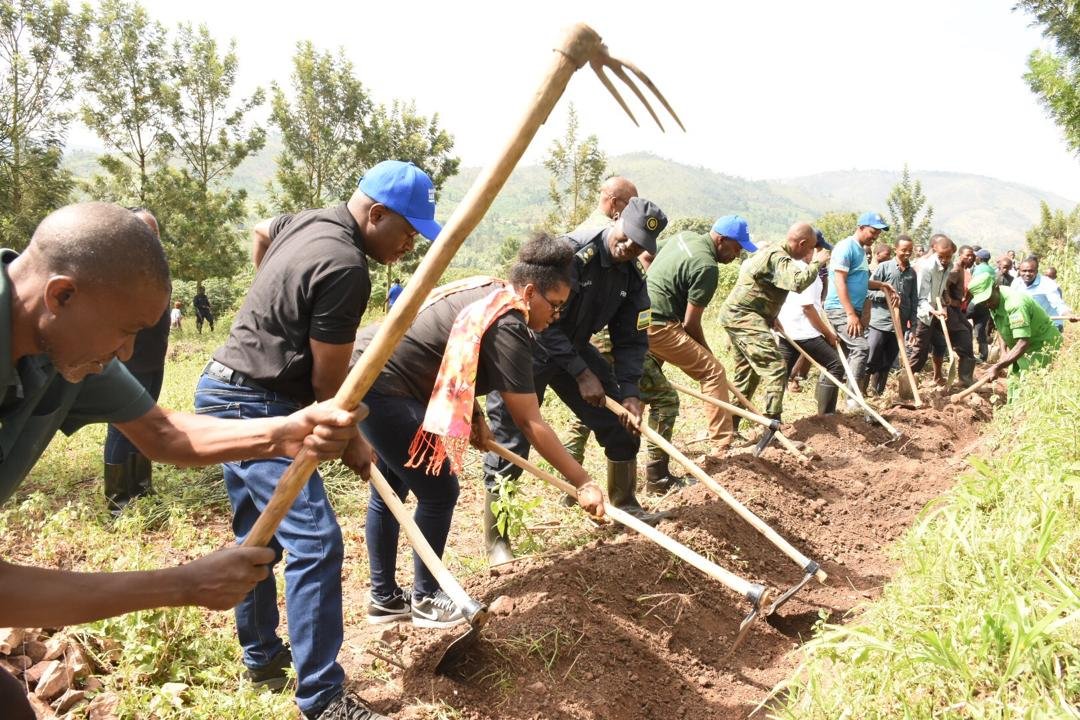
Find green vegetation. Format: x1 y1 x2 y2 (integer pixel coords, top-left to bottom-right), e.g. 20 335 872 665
773 264 1080 718
1026 200 1080 258
885 163 934 246
543 104 606 233
1019 0 1080 154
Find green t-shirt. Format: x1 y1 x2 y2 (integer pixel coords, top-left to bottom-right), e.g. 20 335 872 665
0 250 155 505
990 285 1060 352
646 231 719 325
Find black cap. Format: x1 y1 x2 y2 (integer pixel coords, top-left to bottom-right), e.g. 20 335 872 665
619 197 667 255
814 228 832 251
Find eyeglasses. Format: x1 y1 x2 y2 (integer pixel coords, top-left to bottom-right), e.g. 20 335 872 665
536 292 565 316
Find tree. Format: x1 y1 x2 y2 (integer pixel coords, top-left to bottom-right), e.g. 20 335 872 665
1017 1 1080 153
80 0 169 205
813 211 859 247
885 164 934 246
658 216 712 241
0 0 85 249
365 99 460 293
1025 200 1080 257
543 104 606 233
155 22 265 282
268 41 374 212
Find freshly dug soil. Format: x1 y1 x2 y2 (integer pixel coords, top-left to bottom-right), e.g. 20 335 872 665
346 397 992 719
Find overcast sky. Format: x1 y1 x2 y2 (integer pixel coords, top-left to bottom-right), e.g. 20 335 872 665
72 0 1079 201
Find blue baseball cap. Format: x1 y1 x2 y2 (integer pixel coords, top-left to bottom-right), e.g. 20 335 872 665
358 160 442 241
712 215 756 252
857 211 889 231
814 228 832 251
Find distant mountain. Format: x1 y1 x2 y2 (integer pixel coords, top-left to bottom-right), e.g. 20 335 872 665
766 169 1076 250
64 145 1074 261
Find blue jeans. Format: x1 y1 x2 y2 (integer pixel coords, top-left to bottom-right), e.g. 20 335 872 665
193 375 344 716
361 391 460 601
104 368 164 464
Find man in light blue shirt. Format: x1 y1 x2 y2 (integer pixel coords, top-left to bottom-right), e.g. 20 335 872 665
1012 256 1070 332
823 211 898 395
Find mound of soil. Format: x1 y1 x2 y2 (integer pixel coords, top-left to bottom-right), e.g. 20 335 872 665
349 401 991 719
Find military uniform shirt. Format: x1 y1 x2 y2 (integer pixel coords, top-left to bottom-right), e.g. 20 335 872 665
0 250 154 505
718 244 821 330
646 231 720 325
534 227 651 397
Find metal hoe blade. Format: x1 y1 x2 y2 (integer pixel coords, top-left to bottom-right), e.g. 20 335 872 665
752 419 781 457
434 598 490 676
726 584 769 658
765 560 820 616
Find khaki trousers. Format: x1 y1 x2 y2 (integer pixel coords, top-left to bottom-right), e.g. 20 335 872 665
647 322 734 447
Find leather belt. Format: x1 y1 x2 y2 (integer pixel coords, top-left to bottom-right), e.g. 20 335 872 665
203 360 267 392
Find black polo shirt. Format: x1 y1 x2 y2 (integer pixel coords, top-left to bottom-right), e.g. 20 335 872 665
214 205 371 405
352 280 534 403
0 250 155 505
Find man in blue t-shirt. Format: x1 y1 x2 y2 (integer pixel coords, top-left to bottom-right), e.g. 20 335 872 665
823 212 899 395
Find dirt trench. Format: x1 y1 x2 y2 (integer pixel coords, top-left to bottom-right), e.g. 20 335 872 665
348 395 993 720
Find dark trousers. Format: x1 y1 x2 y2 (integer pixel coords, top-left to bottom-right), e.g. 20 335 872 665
909 320 947 372
778 335 844 388
194 375 344 716
482 345 639 491
361 391 460 601
104 368 164 465
195 306 215 331
865 326 900 379
968 303 990 361
0 667 33 720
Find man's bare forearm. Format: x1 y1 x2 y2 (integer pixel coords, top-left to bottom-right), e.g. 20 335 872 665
0 560 188 627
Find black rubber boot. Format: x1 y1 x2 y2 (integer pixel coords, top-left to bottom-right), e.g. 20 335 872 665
607 460 667 526
816 382 839 415
873 372 889 396
104 462 130 516
128 453 154 499
644 457 689 495
484 490 515 566
958 357 977 388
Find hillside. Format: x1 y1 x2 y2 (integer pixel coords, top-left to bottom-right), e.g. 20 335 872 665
64 146 1074 262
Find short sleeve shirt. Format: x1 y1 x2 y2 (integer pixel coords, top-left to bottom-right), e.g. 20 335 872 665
990 286 1060 352
646 232 719 325
824 236 871 312
0 250 154 505
214 205 371 405
777 260 823 341
352 281 534 403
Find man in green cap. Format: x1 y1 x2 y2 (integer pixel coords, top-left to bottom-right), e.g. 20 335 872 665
967 271 1064 397
718 222 831 425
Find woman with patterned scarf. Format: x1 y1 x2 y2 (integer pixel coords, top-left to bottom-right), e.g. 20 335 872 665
346 235 605 628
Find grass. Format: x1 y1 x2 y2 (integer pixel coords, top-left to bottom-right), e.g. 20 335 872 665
771 251 1080 719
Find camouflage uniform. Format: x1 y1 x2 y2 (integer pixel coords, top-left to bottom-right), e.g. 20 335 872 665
563 331 679 467
718 245 823 417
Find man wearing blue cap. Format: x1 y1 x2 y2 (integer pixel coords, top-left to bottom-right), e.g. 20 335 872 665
483 197 669 551
195 160 441 720
645 214 756 454
719 222 831 424
823 212 899 398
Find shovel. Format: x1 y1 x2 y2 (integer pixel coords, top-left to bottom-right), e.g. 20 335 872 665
240 23 683 548
483 440 770 650
668 381 810 462
935 299 959 387
776 327 902 441
889 302 922 407
603 397 826 615
367 466 487 675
